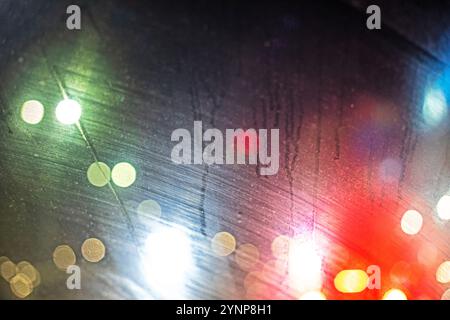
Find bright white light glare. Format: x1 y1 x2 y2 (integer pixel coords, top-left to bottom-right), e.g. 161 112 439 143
423 89 447 127
288 239 322 293
141 227 193 298
436 195 450 221
55 99 82 125
400 210 423 235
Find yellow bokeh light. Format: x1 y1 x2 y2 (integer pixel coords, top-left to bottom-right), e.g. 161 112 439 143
21 100 44 125
299 290 327 300
53 245 76 271
81 238 106 263
10 273 33 299
235 243 260 271
400 210 423 235
111 162 136 188
137 199 162 220
16 261 40 288
0 260 16 281
382 288 407 300
436 261 450 284
87 162 111 187
436 195 450 220
211 231 236 257
55 99 82 125
334 269 368 293
0 256 10 265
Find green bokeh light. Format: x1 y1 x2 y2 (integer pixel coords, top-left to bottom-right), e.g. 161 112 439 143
87 162 111 187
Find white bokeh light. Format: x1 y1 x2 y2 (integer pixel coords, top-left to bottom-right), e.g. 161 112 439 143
140 227 193 298
400 210 423 235
288 239 323 293
436 195 450 221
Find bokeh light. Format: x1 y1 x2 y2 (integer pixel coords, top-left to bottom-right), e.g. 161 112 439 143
55 99 82 125
288 239 322 293
400 210 423 235
436 261 450 284
423 89 447 127
81 238 106 263
211 231 236 257
137 199 162 220
382 288 407 300
52 245 76 271
334 269 368 293
0 260 16 281
16 261 40 288
141 227 193 298
436 195 450 220
111 162 136 188
9 273 33 299
87 162 111 187
21 100 44 125
235 243 260 271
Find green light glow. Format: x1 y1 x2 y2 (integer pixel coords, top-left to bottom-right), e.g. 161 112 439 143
111 162 136 188
87 162 111 187
21 100 44 125
55 99 82 125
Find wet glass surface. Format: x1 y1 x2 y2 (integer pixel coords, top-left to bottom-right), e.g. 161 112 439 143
0 0 449 299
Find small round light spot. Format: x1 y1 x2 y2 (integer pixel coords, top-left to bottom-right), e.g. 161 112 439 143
21 100 44 124
0 260 16 281
382 288 407 300
436 195 450 220
55 99 82 125
111 162 136 188
53 245 76 271
137 199 162 220
436 261 450 284
87 162 111 187
10 273 33 299
81 238 106 263
334 269 368 293
401 210 423 235
16 261 40 288
211 232 236 257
